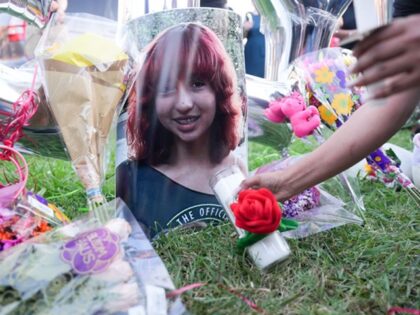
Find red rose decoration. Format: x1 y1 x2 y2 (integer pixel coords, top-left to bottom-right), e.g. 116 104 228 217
230 188 281 234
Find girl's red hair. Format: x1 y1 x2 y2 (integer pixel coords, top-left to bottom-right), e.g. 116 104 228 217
127 23 242 164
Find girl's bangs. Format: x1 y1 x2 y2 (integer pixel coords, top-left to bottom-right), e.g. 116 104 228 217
151 33 220 87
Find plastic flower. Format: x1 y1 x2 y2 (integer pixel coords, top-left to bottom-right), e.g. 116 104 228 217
314 65 334 84
318 105 337 126
364 164 376 176
369 149 392 171
265 100 286 123
331 93 354 116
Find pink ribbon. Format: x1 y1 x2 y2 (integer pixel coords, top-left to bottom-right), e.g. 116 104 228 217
0 145 28 208
0 65 38 150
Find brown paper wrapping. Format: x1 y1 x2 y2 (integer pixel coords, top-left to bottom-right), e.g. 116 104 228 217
42 60 126 191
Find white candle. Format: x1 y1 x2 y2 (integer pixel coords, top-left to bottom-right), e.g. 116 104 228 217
210 166 291 271
247 231 291 271
211 169 246 237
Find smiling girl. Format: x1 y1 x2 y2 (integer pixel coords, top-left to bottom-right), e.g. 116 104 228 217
117 23 245 238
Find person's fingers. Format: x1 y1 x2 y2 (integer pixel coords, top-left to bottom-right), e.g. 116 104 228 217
369 71 420 99
349 55 412 88
353 22 403 57
351 37 404 74
239 176 263 190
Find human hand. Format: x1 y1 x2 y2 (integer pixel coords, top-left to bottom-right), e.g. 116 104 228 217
349 14 420 99
240 171 296 202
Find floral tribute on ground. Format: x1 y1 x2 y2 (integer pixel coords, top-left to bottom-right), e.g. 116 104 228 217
230 188 298 253
265 47 419 207
0 200 186 314
296 48 420 206
0 68 69 253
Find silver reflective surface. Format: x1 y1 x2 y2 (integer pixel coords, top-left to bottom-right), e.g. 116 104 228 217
0 0 53 28
253 0 352 80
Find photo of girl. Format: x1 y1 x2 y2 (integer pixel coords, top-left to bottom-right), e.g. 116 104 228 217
116 22 246 239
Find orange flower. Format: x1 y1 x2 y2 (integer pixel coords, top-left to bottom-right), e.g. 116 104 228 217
0 230 14 240
32 221 52 236
318 105 337 126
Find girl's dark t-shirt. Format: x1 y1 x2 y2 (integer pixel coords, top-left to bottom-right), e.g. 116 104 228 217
116 160 228 239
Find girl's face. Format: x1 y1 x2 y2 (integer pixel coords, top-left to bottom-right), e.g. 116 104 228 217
155 77 216 144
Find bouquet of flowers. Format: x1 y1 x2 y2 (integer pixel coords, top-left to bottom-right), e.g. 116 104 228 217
35 14 138 218
366 148 420 206
261 49 365 213
0 144 69 253
293 48 363 129
295 48 420 206
0 199 186 315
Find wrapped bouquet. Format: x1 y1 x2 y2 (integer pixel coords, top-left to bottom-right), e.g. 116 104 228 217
295 48 420 206
0 199 186 315
35 14 138 217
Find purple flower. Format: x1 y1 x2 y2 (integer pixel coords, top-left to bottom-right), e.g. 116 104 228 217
368 149 392 171
336 70 346 88
282 187 321 218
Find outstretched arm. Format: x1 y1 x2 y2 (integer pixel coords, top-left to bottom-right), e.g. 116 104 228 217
241 88 420 201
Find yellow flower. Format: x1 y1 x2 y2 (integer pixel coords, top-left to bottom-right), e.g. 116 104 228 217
318 105 337 126
364 164 375 175
314 65 334 84
331 93 354 116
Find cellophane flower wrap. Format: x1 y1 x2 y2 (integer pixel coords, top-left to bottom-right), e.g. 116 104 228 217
0 144 69 253
272 48 366 213
35 13 139 213
292 47 364 129
0 193 70 253
255 156 363 239
0 62 66 160
0 199 186 315
294 48 420 206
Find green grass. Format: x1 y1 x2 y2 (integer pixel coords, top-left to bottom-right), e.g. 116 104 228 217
4 129 419 314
